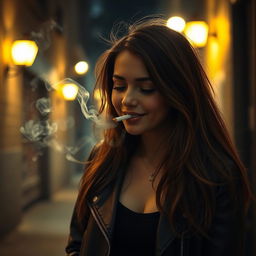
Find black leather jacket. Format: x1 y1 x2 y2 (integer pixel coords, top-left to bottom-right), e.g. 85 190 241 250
65 166 244 256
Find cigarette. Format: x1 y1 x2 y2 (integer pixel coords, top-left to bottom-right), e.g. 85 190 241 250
112 114 135 122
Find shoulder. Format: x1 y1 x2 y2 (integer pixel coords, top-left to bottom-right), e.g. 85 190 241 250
212 156 244 207
86 141 104 161
204 153 244 203
82 142 104 173
207 152 239 181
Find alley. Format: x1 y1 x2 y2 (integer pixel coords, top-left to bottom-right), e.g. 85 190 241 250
0 0 255 255
0 186 77 256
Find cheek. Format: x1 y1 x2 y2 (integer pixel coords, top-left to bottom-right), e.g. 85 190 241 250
145 95 167 112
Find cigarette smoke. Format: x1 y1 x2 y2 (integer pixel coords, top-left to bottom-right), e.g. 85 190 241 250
20 77 115 163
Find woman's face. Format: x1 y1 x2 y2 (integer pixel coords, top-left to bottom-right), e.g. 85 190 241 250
111 50 169 136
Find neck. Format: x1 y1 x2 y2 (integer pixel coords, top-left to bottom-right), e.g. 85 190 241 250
137 130 168 166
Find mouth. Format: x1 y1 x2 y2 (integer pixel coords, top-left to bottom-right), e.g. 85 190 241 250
122 112 146 123
112 112 146 122
123 112 146 117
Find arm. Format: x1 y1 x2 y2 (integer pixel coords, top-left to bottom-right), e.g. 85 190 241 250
202 183 245 256
65 145 99 255
65 204 90 256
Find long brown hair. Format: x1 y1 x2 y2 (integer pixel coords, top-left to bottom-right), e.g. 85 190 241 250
76 18 253 236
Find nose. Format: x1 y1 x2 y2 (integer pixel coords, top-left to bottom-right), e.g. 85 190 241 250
122 87 138 107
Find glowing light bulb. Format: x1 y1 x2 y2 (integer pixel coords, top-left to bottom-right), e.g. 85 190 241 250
11 40 38 66
166 16 186 32
184 21 209 47
74 61 89 75
61 83 79 101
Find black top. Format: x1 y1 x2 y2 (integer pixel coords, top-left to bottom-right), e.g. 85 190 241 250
110 201 160 256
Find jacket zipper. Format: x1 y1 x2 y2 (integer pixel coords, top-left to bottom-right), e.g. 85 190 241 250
89 204 111 256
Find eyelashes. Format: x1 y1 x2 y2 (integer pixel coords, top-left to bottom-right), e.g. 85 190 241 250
140 88 156 94
112 86 126 91
112 86 156 94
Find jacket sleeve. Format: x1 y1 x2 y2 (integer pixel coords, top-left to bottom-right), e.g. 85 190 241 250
201 182 245 256
65 145 99 256
65 204 90 256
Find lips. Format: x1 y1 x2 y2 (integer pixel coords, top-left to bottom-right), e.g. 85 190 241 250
122 111 145 117
120 112 146 125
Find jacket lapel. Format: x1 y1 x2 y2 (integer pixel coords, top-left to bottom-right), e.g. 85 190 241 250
156 213 176 255
89 168 125 241
89 168 178 256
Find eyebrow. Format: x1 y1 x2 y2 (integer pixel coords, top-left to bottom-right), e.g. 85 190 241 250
112 74 152 82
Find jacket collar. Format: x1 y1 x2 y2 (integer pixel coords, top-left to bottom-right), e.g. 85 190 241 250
88 168 176 255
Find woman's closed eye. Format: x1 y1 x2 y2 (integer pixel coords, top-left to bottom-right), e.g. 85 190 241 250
113 85 126 91
113 86 155 94
140 88 156 94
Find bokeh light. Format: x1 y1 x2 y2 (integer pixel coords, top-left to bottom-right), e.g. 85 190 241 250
61 83 79 100
184 21 209 47
166 16 186 32
74 61 89 75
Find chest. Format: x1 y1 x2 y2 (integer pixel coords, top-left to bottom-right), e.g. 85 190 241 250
119 160 161 213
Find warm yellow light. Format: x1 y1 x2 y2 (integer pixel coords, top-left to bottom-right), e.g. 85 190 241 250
74 61 89 75
61 83 79 101
210 38 219 58
11 40 38 66
93 88 101 101
184 21 209 47
166 16 186 32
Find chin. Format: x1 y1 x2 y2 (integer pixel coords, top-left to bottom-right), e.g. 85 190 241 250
124 127 143 136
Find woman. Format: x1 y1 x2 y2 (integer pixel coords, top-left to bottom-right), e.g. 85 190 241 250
65 18 253 256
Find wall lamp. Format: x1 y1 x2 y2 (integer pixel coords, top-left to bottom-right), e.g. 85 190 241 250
4 39 39 77
11 40 38 66
167 17 211 48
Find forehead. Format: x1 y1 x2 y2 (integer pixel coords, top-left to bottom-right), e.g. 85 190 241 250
113 50 149 78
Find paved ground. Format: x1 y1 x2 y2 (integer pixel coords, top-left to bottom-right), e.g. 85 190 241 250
0 187 78 256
